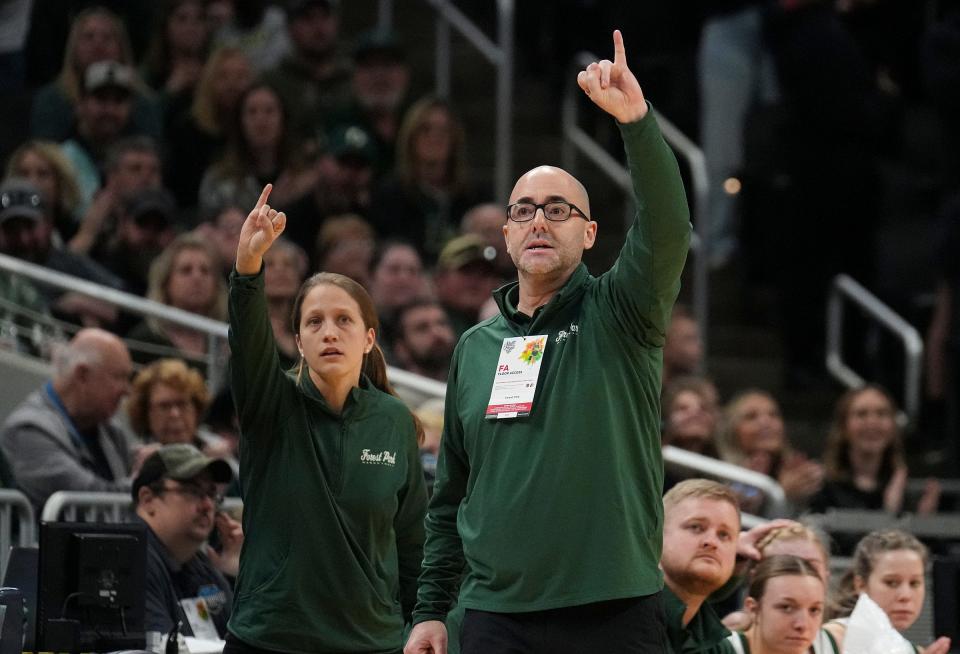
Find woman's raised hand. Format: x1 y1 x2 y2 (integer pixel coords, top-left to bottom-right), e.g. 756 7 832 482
236 184 287 275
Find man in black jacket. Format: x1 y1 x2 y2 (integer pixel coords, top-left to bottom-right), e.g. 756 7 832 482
133 444 240 639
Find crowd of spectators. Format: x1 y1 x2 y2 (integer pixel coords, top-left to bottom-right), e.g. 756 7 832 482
0 0 508 352
0 0 956 522
0 0 958 646
660 305 948 532
0 0 514 490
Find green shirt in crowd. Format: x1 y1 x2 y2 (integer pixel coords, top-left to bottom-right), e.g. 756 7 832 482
227 270 428 653
663 585 734 654
412 109 691 622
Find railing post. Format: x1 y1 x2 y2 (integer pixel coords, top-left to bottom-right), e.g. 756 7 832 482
494 0 514 201
207 333 223 391
377 0 393 31
1 505 10 572
825 274 924 425
560 72 578 173
435 8 451 98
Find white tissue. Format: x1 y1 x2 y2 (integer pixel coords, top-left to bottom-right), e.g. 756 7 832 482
842 593 914 654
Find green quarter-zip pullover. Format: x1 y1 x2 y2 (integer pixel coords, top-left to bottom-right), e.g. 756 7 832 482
228 270 427 653
413 108 691 621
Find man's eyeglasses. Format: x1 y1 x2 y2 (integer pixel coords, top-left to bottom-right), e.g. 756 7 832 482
161 484 224 506
506 201 590 223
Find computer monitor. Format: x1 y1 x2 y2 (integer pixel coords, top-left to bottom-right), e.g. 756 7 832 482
36 522 147 652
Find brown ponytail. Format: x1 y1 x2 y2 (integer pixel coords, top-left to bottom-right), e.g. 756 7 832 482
363 341 425 445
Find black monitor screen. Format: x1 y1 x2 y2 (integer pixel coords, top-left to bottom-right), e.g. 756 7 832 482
36 521 147 652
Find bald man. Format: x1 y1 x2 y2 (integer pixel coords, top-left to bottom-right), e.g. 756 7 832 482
405 30 690 654
1 328 140 513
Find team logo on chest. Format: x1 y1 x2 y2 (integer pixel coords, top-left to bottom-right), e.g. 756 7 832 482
555 322 580 344
361 449 397 466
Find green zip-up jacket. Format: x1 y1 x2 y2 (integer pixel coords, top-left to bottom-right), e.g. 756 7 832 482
412 109 691 621
227 270 428 654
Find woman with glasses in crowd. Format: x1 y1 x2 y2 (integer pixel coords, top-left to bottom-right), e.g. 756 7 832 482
127 358 234 464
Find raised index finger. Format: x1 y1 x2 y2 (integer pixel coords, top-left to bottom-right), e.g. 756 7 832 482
612 29 626 66
255 183 273 211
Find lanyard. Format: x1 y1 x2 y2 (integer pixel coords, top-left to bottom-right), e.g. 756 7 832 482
43 381 89 451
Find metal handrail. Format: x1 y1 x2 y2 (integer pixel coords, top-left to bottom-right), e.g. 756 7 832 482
0 254 444 407
0 253 229 388
561 52 710 359
826 274 924 424
422 0 514 201
41 490 243 523
0 488 35 572
908 478 960 496
42 490 133 523
809 507 960 540
388 366 446 399
663 445 789 518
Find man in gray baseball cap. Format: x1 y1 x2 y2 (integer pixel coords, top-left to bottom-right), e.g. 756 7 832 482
133 443 240 640
0 177 47 262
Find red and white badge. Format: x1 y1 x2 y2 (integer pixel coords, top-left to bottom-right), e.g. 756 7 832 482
485 335 548 419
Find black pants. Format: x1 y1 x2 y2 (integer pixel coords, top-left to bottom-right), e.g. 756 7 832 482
223 631 401 654
223 632 287 654
460 593 667 654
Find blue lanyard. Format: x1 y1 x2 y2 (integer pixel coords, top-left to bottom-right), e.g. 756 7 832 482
43 381 88 451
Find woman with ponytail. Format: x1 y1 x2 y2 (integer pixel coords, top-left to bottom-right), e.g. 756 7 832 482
224 184 427 653
823 529 950 654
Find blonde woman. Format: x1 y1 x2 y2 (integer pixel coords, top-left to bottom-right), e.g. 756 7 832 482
5 140 82 240
717 390 824 513
127 234 227 372
369 96 483 262
165 46 253 207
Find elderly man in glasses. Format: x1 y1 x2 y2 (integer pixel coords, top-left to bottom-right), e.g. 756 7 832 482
405 30 690 654
133 443 241 641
